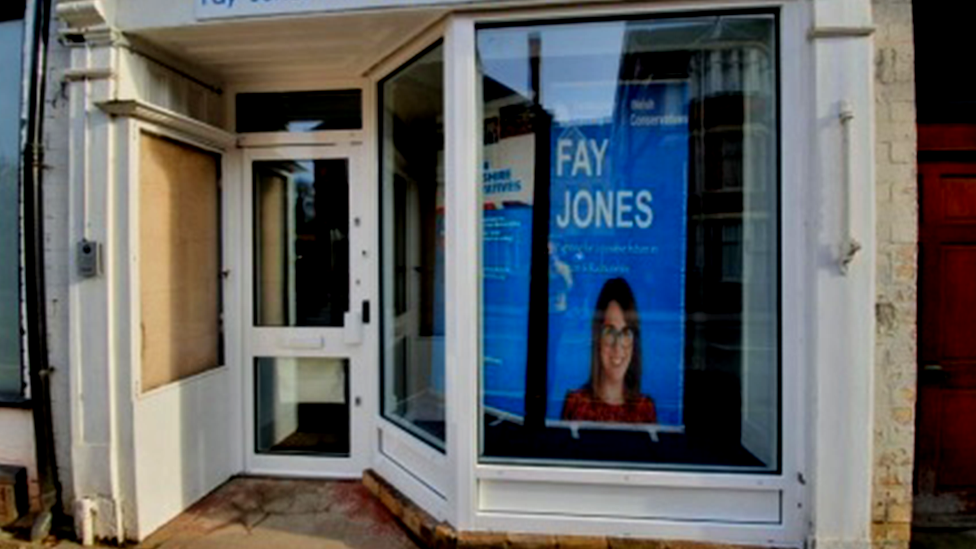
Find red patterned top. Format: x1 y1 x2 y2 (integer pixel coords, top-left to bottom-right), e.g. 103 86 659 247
561 389 657 424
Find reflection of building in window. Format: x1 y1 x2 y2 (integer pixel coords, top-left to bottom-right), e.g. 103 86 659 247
381 43 447 449
686 43 775 362
685 36 778 468
721 223 744 283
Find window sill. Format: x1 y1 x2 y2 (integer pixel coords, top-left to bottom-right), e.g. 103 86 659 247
0 396 31 409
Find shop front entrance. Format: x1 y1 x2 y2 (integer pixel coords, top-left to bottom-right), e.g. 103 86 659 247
241 143 376 478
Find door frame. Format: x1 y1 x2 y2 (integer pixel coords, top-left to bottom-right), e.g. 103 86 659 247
236 139 378 478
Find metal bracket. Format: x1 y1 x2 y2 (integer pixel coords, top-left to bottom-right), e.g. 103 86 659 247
838 101 861 275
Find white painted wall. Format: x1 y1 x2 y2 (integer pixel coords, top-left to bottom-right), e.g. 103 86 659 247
132 368 238 539
43 15 76 518
0 409 38 511
809 1 877 548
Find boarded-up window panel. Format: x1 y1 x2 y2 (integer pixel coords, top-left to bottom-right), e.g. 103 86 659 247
140 134 220 392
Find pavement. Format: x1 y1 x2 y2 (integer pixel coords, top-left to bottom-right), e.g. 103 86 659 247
5 486 976 549
3 477 422 549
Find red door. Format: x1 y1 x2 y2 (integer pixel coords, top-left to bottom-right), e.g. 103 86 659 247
915 160 976 526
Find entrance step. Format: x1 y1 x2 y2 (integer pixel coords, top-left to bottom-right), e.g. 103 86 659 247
140 477 421 549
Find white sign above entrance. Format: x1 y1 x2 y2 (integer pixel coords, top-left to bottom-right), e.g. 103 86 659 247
197 0 485 20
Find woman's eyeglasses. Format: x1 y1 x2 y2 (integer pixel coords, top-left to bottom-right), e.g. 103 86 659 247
600 325 635 348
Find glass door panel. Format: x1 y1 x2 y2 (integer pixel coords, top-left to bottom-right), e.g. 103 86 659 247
243 145 370 476
253 159 349 327
255 357 350 456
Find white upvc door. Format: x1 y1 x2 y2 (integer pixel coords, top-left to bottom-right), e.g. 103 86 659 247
241 143 375 477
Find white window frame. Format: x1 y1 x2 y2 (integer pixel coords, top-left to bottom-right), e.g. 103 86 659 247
443 1 811 545
367 19 455 523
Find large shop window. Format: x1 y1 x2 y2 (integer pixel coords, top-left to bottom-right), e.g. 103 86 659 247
478 14 779 471
380 44 446 449
0 3 25 399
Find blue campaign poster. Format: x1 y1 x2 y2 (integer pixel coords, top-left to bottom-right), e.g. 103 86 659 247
483 81 689 426
482 116 536 417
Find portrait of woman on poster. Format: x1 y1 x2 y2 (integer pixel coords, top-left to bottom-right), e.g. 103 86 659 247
561 277 657 424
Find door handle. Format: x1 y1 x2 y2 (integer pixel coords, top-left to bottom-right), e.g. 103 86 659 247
923 364 943 371
362 300 370 324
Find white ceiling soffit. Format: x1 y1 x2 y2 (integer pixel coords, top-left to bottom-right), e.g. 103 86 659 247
131 9 445 83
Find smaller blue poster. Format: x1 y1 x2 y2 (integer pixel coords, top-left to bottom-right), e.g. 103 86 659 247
483 81 689 426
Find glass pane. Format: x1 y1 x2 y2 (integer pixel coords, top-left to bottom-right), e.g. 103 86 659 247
255 357 349 455
253 159 349 327
478 14 779 471
380 44 446 449
237 90 362 132
0 17 23 397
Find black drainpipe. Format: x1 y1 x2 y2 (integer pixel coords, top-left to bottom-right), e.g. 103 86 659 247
22 0 63 540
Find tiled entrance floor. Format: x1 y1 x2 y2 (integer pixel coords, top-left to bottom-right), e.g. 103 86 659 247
139 477 422 549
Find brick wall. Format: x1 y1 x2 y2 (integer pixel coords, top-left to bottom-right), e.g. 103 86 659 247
871 1 917 547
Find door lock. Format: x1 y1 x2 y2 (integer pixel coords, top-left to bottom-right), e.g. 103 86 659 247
921 363 948 385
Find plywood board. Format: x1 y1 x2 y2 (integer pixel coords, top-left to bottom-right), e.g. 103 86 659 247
140 134 220 392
